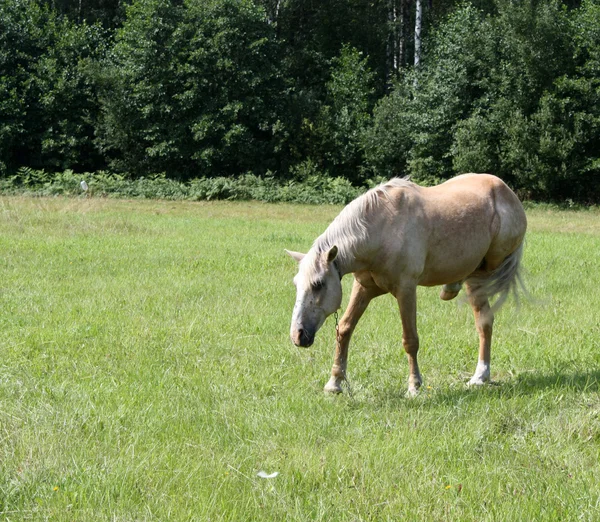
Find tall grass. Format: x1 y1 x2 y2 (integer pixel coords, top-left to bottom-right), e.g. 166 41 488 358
1 197 599 520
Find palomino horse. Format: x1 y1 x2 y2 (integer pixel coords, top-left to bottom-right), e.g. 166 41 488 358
286 174 526 395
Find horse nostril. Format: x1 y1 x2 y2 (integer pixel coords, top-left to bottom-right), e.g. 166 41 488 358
291 328 313 347
291 328 305 346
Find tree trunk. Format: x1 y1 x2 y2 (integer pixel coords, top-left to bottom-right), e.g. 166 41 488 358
386 0 407 88
386 0 393 86
401 0 411 70
414 0 422 68
266 0 281 26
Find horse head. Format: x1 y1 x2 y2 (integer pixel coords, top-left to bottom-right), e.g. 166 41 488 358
286 245 342 347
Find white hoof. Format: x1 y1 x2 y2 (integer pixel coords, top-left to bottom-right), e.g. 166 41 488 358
467 376 488 386
324 378 343 394
468 361 490 386
406 387 420 398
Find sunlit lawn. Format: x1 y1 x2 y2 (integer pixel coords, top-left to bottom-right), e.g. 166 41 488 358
1 196 599 520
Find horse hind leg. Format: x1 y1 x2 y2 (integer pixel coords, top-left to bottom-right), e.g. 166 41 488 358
464 281 493 385
439 281 463 301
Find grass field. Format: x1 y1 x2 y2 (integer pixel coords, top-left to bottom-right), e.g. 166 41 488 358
1 196 600 521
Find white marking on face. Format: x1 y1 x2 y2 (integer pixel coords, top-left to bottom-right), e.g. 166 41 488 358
289 250 342 347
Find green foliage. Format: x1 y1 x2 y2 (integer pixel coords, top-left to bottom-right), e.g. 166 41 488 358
1 0 600 201
452 0 600 201
272 0 389 96
0 0 107 175
0 168 364 204
307 46 376 183
365 0 600 200
365 4 491 184
39 0 127 28
451 0 579 197
96 0 284 179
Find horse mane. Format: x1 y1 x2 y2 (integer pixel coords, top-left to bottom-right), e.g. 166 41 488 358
312 177 414 269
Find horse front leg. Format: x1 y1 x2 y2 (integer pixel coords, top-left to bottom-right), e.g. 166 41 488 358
465 282 494 385
324 278 384 393
396 285 422 397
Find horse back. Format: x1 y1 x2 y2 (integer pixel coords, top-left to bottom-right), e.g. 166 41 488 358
386 174 526 286
436 174 527 268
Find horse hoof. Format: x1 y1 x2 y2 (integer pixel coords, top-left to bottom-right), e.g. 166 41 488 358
406 387 420 398
467 377 488 386
440 289 459 301
468 362 490 386
440 283 462 301
324 379 343 394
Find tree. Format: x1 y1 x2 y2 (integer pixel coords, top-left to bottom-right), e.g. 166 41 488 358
364 0 599 200
365 4 492 182
0 0 107 175
451 0 581 198
96 0 284 179
310 46 376 182
40 0 127 27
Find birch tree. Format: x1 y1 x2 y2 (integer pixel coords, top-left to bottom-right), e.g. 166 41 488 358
414 0 422 67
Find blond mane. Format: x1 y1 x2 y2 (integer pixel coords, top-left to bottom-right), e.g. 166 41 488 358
311 177 413 270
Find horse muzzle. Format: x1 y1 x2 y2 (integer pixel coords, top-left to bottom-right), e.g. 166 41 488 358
291 327 314 347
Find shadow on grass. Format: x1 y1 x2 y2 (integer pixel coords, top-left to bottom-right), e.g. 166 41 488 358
341 369 600 410
514 369 600 393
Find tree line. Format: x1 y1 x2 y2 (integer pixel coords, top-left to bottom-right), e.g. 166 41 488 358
1 0 599 201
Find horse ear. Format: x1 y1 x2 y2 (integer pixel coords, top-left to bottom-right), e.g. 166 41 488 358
326 245 338 263
285 249 305 263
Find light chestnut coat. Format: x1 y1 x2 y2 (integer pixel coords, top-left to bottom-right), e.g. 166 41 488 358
287 174 527 395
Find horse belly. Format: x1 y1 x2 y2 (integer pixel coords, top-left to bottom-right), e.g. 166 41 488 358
418 229 492 287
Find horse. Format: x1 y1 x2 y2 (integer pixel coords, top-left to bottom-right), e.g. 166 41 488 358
286 173 527 396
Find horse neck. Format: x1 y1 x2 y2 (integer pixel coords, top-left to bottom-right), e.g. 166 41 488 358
318 207 380 276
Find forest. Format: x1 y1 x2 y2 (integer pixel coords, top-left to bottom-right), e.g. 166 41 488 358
1 0 599 201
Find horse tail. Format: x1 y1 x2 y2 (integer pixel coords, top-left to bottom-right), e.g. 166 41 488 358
469 242 526 313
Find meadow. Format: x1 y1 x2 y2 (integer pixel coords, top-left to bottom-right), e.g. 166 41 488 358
1 196 599 521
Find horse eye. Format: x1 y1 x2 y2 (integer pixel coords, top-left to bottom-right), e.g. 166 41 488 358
311 280 325 291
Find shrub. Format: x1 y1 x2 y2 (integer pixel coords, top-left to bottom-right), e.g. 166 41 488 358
0 169 364 205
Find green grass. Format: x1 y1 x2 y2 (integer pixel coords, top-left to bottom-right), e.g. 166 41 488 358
1 197 600 521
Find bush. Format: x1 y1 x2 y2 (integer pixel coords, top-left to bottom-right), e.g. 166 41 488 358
0 169 364 205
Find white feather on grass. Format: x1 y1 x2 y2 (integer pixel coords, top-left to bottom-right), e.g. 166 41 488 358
256 471 279 479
